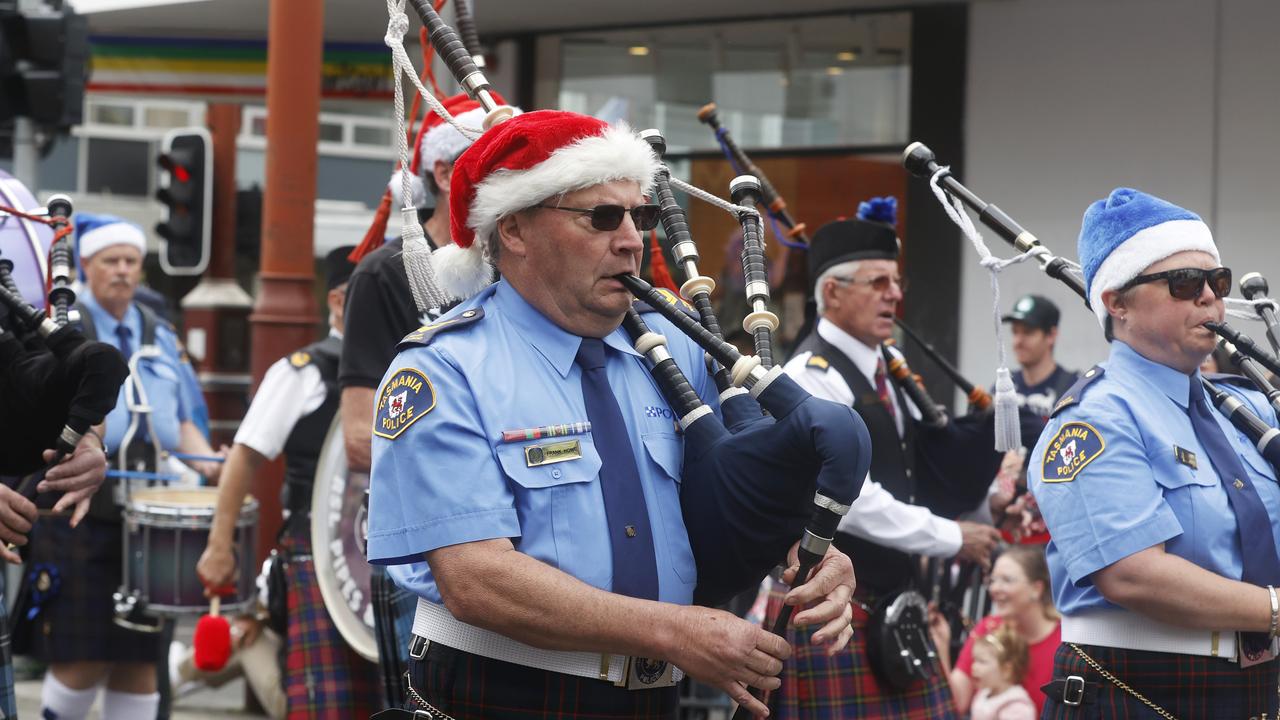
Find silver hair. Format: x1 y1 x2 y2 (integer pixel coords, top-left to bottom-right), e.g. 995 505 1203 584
814 260 864 315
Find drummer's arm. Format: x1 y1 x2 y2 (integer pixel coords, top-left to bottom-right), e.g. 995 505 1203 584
206 443 266 550
179 420 226 480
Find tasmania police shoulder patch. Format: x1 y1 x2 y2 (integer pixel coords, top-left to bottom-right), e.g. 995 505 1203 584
397 308 485 351
1041 421 1105 483
374 368 436 440
806 355 830 371
289 351 312 368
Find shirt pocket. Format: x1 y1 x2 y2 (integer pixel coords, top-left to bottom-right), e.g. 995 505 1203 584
641 432 696 585
495 440 610 588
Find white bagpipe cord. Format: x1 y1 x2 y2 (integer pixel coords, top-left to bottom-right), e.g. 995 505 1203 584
1226 296 1279 323
384 0 483 313
668 175 762 222
928 167 1048 452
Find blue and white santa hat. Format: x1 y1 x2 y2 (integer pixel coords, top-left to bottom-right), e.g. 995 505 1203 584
76 212 147 261
1078 187 1218 328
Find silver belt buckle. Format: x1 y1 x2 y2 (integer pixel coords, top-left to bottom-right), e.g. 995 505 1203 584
1063 674 1085 706
409 634 429 660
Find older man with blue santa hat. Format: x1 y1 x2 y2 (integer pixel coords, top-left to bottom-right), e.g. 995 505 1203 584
18 213 225 720
1031 188 1280 717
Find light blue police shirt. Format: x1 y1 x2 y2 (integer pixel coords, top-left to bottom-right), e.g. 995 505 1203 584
1030 340 1280 616
81 292 191 453
367 280 719 607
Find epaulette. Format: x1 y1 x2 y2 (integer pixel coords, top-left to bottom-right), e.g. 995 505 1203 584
1203 371 1257 390
1049 365 1105 418
633 288 700 322
396 308 484 351
806 355 831 371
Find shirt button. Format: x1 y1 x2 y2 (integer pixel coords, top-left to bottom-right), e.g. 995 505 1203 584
551 468 562 479
905 468 913 478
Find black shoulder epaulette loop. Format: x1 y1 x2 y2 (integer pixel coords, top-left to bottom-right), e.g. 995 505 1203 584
1050 365 1105 418
397 308 485 351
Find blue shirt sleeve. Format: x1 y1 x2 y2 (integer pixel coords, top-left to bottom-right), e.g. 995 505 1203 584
1031 396 1184 588
366 344 521 566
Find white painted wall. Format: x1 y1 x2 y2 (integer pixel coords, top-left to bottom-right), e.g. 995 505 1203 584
955 0 1280 393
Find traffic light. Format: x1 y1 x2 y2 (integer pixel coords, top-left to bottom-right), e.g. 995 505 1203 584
0 3 88 127
155 127 212 275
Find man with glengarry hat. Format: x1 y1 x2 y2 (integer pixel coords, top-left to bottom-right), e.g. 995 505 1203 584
774 198 999 719
1002 294 1079 419
197 246 379 718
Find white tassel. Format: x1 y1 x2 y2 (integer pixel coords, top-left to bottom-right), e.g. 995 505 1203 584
400 208 448 313
992 366 1021 452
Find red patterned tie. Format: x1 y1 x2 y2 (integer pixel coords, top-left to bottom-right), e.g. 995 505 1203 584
875 357 897 422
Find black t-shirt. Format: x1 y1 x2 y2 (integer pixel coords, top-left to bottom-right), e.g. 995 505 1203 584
1012 364 1079 418
338 236 444 390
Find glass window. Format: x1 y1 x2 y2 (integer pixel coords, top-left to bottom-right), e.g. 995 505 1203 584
353 124 391 147
556 12 910 153
143 107 193 129
90 104 135 126
318 122 345 143
85 138 152 197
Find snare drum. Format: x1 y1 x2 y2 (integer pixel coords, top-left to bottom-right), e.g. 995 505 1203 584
123 487 259 616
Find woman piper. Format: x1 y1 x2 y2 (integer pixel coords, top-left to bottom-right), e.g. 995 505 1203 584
1030 188 1280 717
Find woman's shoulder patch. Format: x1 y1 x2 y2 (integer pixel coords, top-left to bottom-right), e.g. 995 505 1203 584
1041 421 1106 483
374 368 436 440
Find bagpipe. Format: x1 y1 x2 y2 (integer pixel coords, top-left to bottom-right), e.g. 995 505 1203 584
900 141 1280 469
0 176 128 481
391 0 873 673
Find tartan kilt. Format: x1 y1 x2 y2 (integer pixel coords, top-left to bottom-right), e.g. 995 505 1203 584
13 515 163 663
407 640 679 719
762 585 956 720
372 564 417 708
280 525 382 719
0 573 16 720
1042 642 1279 719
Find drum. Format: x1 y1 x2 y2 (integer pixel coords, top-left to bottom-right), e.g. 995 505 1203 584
123 487 259 616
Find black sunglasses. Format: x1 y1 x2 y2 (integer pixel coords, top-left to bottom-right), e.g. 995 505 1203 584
534 203 661 232
1120 266 1232 300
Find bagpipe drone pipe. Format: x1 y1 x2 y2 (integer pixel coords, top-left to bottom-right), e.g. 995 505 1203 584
398 0 874 609
0 185 129 479
901 141 1280 471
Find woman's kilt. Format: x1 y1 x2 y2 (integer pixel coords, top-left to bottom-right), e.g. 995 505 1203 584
761 585 956 720
13 515 163 663
280 523 382 720
1042 642 1279 719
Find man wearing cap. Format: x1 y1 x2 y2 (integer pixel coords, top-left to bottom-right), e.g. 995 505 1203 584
26 214 224 720
1032 188 1280 715
198 246 379 718
1002 294 1078 419
338 93 511 705
366 110 856 718
775 199 1000 718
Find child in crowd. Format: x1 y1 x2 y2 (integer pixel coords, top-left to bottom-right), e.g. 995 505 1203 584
968 623 1036 720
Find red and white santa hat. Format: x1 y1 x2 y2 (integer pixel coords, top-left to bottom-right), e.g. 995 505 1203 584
432 110 660 300
387 91 507 208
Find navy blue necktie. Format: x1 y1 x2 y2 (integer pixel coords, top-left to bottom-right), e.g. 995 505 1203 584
117 324 149 443
115 324 133 361
575 337 659 600
1188 381 1280 654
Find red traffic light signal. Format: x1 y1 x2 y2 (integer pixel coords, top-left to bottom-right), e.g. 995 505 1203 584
155 128 212 275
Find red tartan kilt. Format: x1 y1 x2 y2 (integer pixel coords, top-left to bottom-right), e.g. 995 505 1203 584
281 526 382 719
760 584 956 720
1042 642 1279 719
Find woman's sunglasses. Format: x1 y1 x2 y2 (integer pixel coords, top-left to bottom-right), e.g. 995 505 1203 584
534 203 661 232
1119 266 1232 300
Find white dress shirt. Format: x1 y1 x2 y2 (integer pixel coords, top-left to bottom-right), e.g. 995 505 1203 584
783 319 962 557
233 329 339 460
